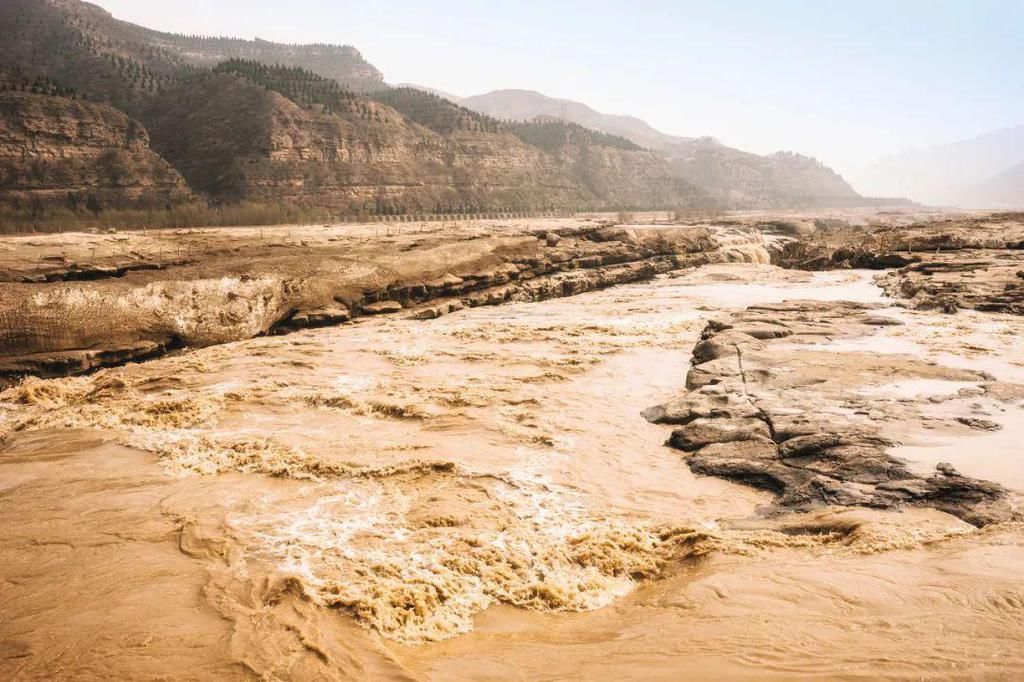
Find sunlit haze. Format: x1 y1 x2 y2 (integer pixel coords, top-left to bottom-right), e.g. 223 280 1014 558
92 0 1023 178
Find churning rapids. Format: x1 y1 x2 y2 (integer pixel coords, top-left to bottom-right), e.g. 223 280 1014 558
2 263 1023 680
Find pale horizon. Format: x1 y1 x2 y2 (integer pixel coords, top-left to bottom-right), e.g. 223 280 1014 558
90 0 1023 181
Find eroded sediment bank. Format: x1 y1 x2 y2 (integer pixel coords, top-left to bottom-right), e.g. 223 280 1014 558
0 220 771 379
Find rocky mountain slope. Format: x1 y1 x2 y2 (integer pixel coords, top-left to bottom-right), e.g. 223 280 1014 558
462 88 684 150
0 89 191 211
459 88 867 209
0 0 859 215
857 124 1024 207
141 65 705 213
0 0 190 116
0 1 708 215
666 137 863 209
0 0 382 114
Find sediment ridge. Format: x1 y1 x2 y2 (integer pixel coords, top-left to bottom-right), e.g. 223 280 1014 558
0 221 770 380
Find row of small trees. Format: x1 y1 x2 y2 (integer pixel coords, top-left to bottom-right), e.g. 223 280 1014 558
370 87 501 135
506 120 643 153
370 203 547 216
0 77 76 98
214 59 363 116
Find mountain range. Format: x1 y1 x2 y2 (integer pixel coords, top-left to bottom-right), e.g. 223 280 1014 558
461 89 687 151
856 125 1024 208
0 0 892 220
429 87 876 209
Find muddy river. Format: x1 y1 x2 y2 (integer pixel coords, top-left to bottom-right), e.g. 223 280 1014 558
1 263 1022 680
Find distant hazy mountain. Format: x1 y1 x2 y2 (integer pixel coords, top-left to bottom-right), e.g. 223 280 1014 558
857 125 1024 207
664 137 863 209
967 161 1024 208
460 89 864 208
461 89 691 150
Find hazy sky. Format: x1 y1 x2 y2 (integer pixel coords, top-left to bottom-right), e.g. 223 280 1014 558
94 0 1023 178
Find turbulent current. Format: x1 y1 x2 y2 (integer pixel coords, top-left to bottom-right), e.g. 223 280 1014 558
1 263 1023 680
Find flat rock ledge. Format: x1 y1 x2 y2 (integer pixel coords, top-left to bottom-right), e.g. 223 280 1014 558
2 225 764 380
645 300 1018 527
878 251 1024 315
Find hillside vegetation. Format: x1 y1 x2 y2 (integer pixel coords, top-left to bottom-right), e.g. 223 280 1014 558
0 0 712 223
461 88 872 209
213 59 364 117
370 87 500 134
506 119 643 153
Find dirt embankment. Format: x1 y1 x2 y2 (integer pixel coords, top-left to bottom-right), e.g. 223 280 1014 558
0 220 769 380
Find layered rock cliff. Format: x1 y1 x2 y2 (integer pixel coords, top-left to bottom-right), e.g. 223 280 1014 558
143 72 705 213
0 90 191 211
0 222 761 378
0 3 709 214
460 89 872 209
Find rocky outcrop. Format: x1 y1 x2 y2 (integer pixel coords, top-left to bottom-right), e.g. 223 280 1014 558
768 213 1024 315
878 253 1024 315
0 340 169 381
864 214 1024 314
0 224 762 379
772 239 919 271
645 300 1018 527
0 91 191 211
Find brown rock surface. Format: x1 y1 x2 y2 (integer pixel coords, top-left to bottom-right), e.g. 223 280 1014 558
767 212 1024 316
0 221 768 379
878 251 1024 315
646 299 1020 526
0 91 191 211
142 73 706 213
